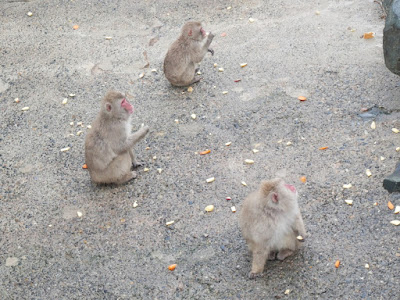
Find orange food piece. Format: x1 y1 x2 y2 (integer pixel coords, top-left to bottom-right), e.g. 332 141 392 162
363 32 374 39
168 264 177 271
300 176 307 183
335 260 340 268
73 25 79 30
388 201 394 210
319 147 328 150
220 32 227 37
82 163 88 169
200 149 211 155
298 96 307 101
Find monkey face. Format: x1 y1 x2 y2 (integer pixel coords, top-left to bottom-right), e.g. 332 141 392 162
121 98 134 114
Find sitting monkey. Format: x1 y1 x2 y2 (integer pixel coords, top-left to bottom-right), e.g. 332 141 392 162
85 91 149 184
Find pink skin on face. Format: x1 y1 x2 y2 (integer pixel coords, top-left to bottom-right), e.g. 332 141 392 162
121 98 134 114
200 27 206 37
284 184 296 193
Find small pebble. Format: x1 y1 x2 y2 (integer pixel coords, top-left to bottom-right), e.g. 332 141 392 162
5 257 19 267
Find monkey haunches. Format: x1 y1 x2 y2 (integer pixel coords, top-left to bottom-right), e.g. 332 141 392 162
84 91 149 184
164 21 214 87
239 178 306 279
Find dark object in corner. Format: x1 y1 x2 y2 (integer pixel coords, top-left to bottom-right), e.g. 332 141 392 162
383 162 400 193
383 0 400 75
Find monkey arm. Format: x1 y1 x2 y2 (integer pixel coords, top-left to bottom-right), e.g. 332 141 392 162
191 34 214 63
292 214 306 237
114 126 149 155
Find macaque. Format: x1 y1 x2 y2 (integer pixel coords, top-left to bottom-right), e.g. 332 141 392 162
239 178 306 279
164 21 214 87
84 91 149 184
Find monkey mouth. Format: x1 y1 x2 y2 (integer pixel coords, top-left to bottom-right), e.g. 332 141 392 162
284 184 296 193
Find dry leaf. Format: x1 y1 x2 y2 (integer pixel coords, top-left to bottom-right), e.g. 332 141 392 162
363 32 374 39
205 205 214 212
388 201 394 210
335 260 340 268
390 220 400 226
82 163 88 169
168 264 177 271
73 25 79 30
298 96 307 101
319 146 328 150
200 149 211 155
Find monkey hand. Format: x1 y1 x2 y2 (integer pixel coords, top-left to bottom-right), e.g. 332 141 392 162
207 48 214 56
248 271 264 280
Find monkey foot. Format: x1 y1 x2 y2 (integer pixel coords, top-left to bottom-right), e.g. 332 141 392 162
191 76 202 84
132 162 144 169
268 252 277 261
194 68 200 74
277 249 294 261
116 171 137 184
208 48 214 56
248 271 264 279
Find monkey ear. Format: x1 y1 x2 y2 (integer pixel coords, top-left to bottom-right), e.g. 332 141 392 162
188 29 192 36
272 192 279 203
106 103 112 112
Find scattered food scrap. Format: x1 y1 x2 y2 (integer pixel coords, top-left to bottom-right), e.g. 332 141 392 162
168 264 177 271
205 205 214 212
363 32 375 39
388 201 394 210
200 149 211 155
206 177 215 183
335 260 340 268
73 25 79 30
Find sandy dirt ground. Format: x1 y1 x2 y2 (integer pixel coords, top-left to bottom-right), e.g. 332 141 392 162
1 0 399 299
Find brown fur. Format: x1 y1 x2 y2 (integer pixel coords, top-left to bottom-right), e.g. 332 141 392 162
84 91 149 184
164 21 214 87
239 178 306 279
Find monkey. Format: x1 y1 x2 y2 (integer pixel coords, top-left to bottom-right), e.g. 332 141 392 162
84 91 149 184
239 178 306 279
164 21 214 87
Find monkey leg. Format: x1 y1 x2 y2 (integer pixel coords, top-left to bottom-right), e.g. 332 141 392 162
115 171 137 184
277 249 294 261
248 246 270 279
190 76 202 85
129 149 143 168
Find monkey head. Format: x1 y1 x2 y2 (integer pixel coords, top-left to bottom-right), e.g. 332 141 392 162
101 91 134 119
182 21 207 41
260 178 298 211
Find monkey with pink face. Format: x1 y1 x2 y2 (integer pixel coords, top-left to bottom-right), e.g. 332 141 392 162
164 21 214 87
239 178 306 279
85 91 149 184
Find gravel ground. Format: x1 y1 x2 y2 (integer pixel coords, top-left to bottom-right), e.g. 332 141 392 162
1 0 399 299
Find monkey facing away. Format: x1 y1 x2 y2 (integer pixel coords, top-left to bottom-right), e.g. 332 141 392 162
239 178 306 279
164 21 214 87
85 91 149 184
